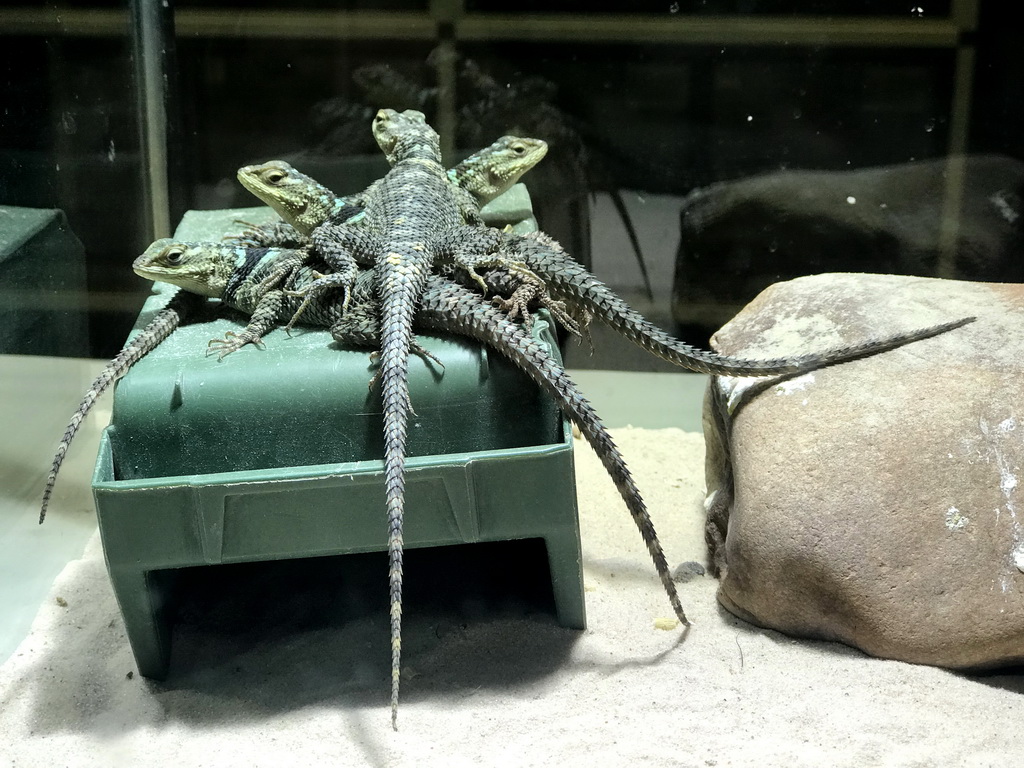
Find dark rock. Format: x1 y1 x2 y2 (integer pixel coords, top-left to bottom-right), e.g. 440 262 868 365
674 155 1024 333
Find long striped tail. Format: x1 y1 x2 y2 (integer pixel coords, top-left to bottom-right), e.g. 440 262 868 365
377 274 422 730
39 290 197 523
512 231 974 376
418 278 689 626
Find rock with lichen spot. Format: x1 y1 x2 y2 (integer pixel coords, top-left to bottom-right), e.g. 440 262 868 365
703 272 1024 669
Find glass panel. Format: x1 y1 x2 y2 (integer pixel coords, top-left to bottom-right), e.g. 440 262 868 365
8 2 1012 367
1 31 138 358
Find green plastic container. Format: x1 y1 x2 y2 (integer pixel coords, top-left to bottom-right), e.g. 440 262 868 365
91 200 584 679
0 205 89 357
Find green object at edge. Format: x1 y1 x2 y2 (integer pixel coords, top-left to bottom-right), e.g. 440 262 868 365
90 200 585 680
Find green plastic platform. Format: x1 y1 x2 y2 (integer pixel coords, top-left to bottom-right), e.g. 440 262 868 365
91 198 584 680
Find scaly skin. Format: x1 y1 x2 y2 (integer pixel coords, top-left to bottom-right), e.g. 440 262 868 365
38 289 205 523
330 281 690 629
38 220 292 523
127 113 977 727
235 135 548 247
132 241 694 704
350 56 656 298
41 132 539 515
236 160 353 239
445 135 549 219
364 113 463 731
46 130 551 510
237 135 550 331
216 111 541 730
495 230 977 375
133 240 335 357
241 157 975 377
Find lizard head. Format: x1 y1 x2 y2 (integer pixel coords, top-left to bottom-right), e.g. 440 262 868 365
133 239 237 298
236 160 334 236
451 136 548 204
372 108 440 165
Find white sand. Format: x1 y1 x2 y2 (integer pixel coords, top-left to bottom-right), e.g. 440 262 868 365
2 428 1022 767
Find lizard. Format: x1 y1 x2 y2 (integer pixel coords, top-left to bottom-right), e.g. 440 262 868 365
133 237 979 726
37 222 304 525
38 132 550 524
237 137 551 333
236 108 546 730
237 147 977 378
348 54 656 299
132 239 692 720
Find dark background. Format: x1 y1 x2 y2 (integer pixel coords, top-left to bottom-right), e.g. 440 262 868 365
1 1 1019 361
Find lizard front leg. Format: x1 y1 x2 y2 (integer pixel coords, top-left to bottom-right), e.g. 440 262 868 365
286 225 381 324
484 268 591 341
207 290 286 360
433 224 540 293
256 247 317 294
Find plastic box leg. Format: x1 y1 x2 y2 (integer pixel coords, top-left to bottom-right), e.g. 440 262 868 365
107 566 176 679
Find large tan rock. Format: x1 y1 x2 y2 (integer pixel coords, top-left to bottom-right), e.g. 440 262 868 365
703 273 1024 669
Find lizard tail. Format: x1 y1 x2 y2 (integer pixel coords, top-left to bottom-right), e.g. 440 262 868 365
514 231 974 376
389 484 403 732
40 292 194 523
418 280 689 627
378 281 421 731
382 353 409 732
596 288 975 376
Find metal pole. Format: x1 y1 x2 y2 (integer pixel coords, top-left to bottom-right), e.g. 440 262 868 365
430 0 464 163
129 0 172 240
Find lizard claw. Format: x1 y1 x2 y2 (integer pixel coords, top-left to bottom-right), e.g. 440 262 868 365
545 300 590 341
283 270 327 296
225 219 305 248
222 219 270 246
206 330 264 360
487 272 590 341
457 256 540 297
492 294 535 329
224 218 261 241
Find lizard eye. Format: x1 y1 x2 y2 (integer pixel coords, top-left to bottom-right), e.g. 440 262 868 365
163 247 184 265
511 142 527 155
263 170 286 185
